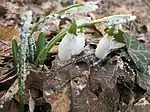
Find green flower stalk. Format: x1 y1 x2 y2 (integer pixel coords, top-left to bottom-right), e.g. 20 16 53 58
35 14 136 65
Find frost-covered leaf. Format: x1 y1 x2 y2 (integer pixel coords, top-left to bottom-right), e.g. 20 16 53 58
58 32 85 61
95 34 125 59
78 15 136 30
123 33 150 73
18 10 33 111
105 14 136 26
61 2 98 17
76 17 91 26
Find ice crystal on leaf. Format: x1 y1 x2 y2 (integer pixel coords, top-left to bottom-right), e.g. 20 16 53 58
105 14 136 26
61 2 98 18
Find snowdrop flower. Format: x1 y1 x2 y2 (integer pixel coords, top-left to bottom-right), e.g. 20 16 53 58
58 32 85 61
95 34 113 59
95 34 125 59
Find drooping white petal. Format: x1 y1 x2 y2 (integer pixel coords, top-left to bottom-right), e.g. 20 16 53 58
58 32 85 61
95 34 125 59
95 34 113 59
71 33 85 55
58 33 74 61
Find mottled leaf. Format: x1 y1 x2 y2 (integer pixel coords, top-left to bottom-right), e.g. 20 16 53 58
136 71 150 94
124 33 150 73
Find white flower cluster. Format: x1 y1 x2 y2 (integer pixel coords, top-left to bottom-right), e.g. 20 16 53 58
58 25 125 61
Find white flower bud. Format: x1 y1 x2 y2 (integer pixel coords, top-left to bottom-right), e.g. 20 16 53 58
71 33 85 55
95 34 113 59
58 32 85 61
95 34 125 59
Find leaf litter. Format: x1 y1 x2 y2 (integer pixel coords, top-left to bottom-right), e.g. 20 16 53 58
1 0 150 112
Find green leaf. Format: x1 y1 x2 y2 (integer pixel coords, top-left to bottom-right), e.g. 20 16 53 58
114 30 124 43
12 38 18 68
68 22 77 34
35 29 67 65
136 71 150 93
36 32 46 59
105 27 124 43
123 33 150 73
105 27 115 36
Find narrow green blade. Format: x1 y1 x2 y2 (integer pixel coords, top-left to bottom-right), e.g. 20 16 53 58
36 32 46 59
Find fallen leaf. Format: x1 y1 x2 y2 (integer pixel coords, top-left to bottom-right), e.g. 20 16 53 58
29 90 35 112
0 26 19 41
114 7 133 14
0 5 7 15
0 79 18 106
44 86 70 112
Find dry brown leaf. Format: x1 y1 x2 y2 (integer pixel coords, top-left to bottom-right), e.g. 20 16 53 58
6 2 20 14
114 7 133 14
0 5 7 15
29 5 44 16
0 79 18 106
0 25 19 41
29 90 35 112
44 86 70 112
0 0 5 5
76 0 85 3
